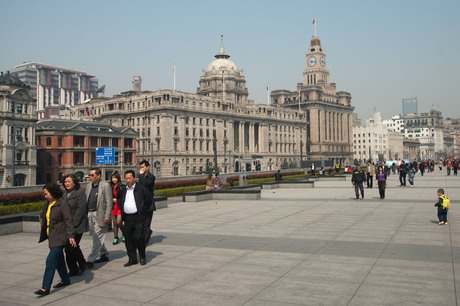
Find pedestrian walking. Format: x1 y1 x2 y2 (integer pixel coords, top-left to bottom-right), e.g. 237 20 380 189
375 166 387 199
351 164 366 200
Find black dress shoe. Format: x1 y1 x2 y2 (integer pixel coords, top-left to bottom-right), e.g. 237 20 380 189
53 281 70 289
140 258 146 265
34 289 50 296
124 261 138 267
86 261 94 269
79 266 86 275
95 254 109 263
68 270 78 277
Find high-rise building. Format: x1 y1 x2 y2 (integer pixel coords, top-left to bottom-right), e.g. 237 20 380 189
402 97 418 116
10 62 98 119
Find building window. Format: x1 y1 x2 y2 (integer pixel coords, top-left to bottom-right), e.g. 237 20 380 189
58 137 62 147
46 137 52 146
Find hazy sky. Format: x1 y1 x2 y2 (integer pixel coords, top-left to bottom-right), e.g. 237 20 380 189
2 0 459 121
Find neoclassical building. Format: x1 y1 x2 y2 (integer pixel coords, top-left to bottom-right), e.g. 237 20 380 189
69 46 306 176
271 35 354 165
0 72 37 187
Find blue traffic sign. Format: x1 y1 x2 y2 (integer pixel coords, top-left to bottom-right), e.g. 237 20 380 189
96 147 115 164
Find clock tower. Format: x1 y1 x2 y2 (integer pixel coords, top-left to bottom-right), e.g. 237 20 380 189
303 36 329 87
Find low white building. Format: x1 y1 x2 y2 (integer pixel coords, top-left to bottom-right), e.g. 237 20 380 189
383 114 405 133
353 112 389 163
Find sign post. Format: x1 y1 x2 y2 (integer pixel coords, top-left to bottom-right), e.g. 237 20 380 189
96 147 115 164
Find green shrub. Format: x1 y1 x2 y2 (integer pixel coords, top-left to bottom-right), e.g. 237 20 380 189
0 202 43 216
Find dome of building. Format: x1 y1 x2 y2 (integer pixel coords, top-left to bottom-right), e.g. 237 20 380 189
202 46 243 78
197 45 249 104
0 71 27 87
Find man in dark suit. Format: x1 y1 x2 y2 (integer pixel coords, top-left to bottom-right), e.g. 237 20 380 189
118 170 153 266
138 160 156 245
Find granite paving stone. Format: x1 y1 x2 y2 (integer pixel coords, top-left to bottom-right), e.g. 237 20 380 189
0 170 458 305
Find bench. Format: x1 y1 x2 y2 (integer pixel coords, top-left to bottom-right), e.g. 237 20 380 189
155 196 168 209
182 188 261 202
307 175 347 182
262 180 314 189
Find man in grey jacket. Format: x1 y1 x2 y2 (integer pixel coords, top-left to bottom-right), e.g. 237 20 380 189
85 168 112 268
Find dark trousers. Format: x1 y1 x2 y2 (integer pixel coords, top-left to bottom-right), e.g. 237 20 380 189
354 182 364 199
378 181 386 199
438 211 448 223
42 246 69 290
399 172 407 186
64 233 86 274
124 214 145 263
144 211 153 245
366 173 373 188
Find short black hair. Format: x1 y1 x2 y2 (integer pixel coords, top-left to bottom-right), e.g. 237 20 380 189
43 183 64 200
125 169 136 177
140 160 150 167
62 174 81 191
438 188 445 194
90 167 101 176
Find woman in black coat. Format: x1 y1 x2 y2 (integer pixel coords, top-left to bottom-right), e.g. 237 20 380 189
63 174 88 276
35 183 76 296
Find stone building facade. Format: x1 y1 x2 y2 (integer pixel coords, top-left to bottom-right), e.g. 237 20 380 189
69 46 306 176
270 35 354 166
36 119 137 184
0 72 37 187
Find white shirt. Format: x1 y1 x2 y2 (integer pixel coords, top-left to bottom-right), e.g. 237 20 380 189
123 183 138 214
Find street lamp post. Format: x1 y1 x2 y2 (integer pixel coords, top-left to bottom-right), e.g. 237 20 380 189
11 126 16 187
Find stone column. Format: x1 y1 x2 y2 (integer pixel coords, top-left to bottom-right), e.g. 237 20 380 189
249 123 254 153
239 122 244 153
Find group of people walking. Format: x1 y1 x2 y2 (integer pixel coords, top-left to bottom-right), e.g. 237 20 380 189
35 160 156 296
352 158 456 201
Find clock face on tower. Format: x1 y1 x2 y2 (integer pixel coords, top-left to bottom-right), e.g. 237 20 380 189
320 57 326 67
308 56 317 67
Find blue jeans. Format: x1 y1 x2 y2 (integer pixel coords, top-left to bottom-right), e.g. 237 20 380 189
42 246 69 290
438 211 448 223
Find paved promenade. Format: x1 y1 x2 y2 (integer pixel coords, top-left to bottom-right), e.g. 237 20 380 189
0 170 459 305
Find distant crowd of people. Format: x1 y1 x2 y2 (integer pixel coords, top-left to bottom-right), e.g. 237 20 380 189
35 160 156 296
351 158 458 201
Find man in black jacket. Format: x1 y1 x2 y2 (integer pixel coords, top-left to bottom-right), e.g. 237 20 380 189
351 164 367 199
138 160 156 245
399 161 408 186
118 170 153 266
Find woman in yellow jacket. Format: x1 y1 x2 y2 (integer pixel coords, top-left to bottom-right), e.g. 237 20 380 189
35 183 76 296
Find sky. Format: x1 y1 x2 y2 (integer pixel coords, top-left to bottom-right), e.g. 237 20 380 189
1 0 459 121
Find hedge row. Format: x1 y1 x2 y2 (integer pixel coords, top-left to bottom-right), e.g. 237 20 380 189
0 202 43 216
0 192 45 206
227 171 304 186
154 178 208 190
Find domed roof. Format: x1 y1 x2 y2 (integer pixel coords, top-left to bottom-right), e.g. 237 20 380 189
0 71 27 87
203 46 241 75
